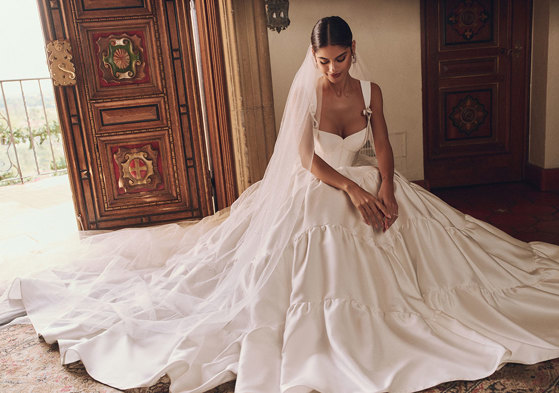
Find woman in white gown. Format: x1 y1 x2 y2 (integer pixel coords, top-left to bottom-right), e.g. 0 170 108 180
3 16 559 393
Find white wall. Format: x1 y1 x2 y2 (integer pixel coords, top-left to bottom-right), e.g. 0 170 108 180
530 0 559 169
529 0 549 168
267 0 424 180
529 0 559 168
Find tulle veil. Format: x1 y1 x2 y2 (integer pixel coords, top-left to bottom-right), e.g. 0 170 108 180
2 45 372 376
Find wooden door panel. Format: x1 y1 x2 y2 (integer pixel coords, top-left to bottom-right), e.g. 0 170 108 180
440 87 496 145
92 97 167 133
422 0 530 188
38 0 214 229
439 57 498 78
76 0 152 19
441 0 498 46
79 21 163 98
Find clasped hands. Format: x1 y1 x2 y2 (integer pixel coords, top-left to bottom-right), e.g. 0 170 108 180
346 181 399 232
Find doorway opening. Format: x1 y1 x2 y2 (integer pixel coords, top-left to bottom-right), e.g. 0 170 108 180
0 0 77 287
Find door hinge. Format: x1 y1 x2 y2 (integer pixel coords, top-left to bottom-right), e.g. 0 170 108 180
209 169 217 213
46 39 77 86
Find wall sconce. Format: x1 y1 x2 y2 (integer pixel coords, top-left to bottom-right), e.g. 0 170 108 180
265 0 290 33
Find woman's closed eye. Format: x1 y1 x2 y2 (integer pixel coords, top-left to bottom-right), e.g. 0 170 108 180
320 55 347 65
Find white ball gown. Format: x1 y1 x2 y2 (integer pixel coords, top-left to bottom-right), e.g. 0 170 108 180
2 79 559 393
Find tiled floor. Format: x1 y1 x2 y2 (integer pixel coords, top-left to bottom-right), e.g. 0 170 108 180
432 182 559 245
0 175 78 290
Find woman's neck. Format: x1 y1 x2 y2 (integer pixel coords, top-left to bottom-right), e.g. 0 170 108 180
326 75 353 97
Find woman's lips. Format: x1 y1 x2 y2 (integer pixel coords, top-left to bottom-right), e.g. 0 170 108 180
330 73 341 78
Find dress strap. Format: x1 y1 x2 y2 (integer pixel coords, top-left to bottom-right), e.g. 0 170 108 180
310 87 319 129
359 80 376 157
360 80 372 118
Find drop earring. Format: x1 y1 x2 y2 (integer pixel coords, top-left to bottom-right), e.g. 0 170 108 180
352 53 357 64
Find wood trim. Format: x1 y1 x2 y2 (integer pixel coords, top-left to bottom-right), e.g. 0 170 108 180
525 164 559 191
513 0 534 181
194 0 238 209
420 0 430 187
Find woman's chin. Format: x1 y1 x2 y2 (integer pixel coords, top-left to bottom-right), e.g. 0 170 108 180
325 74 342 84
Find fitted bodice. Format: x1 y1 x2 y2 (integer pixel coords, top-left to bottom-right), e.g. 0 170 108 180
313 127 367 168
311 79 373 168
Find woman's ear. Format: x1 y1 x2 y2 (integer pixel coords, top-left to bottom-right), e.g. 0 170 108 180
311 50 319 68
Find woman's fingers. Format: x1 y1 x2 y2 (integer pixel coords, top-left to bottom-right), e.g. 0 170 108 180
358 206 370 226
350 187 395 231
361 201 383 230
373 198 391 219
383 206 399 231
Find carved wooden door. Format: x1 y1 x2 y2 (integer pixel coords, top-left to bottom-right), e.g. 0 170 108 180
422 0 531 188
37 0 215 229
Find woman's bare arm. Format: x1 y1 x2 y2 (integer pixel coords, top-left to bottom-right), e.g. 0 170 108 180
370 83 394 186
310 152 353 191
369 82 398 228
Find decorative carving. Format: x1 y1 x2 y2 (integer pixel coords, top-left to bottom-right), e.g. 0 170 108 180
449 94 488 136
113 144 162 193
265 0 290 33
95 32 149 86
112 48 131 69
46 40 77 86
447 0 491 41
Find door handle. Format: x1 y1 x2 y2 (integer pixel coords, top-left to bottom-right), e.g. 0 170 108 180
510 45 523 57
46 39 77 86
500 45 523 57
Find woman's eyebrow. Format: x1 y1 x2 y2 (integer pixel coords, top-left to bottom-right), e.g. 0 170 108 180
318 50 348 60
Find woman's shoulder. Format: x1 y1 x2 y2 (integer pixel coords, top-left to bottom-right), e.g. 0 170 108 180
360 80 382 92
361 81 383 105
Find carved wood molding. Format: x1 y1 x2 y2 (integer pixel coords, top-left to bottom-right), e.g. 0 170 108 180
195 0 238 209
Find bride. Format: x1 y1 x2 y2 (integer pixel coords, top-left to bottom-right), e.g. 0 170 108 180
3 16 559 393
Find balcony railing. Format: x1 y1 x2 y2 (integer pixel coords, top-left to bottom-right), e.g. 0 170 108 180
0 77 66 186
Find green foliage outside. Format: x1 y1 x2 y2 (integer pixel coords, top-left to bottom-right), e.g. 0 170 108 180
0 120 67 185
0 79 66 186
0 120 62 147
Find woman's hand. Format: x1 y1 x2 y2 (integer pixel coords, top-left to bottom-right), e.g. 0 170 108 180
345 182 390 231
377 181 398 231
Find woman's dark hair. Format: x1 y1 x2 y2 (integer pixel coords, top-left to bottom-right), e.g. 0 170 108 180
311 16 353 52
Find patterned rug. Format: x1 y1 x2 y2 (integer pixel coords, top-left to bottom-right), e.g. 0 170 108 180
1 323 558 392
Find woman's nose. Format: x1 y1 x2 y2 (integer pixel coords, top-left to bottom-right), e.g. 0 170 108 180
329 63 337 73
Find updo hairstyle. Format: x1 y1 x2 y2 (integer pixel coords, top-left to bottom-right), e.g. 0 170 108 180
310 16 353 53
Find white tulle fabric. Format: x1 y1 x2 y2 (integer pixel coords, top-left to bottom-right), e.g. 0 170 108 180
2 47 559 393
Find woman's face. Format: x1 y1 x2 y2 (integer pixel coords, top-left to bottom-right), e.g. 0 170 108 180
313 42 355 84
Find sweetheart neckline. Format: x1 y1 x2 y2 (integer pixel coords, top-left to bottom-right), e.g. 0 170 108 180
315 127 367 141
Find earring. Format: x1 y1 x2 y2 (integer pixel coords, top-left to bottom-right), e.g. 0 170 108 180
352 53 357 64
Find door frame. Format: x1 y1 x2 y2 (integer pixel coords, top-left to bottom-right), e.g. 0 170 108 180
195 1 238 209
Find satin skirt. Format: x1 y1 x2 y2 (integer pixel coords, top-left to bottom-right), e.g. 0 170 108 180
4 164 559 393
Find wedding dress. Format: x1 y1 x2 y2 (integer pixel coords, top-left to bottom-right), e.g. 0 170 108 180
2 49 559 393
